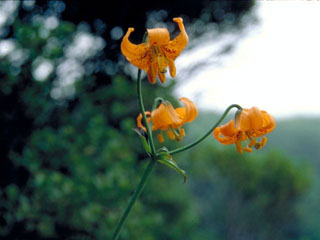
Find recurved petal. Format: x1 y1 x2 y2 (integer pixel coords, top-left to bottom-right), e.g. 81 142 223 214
248 107 264 130
136 112 152 132
237 108 251 131
175 107 185 119
147 28 170 46
151 103 182 130
213 127 223 142
261 111 276 133
137 113 145 131
121 28 151 70
162 18 189 60
176 97 198 123
220 120 238 137
213 124 237 145
165 102 184 128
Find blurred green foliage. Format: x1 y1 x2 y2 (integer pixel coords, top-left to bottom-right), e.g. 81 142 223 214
1 3 196 238
182 145 310 240
6 79 198 239
0 1 317 240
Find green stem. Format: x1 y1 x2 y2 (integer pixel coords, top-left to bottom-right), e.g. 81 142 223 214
152 97 164 111
137 69 156 155
112 69 158 240
111 159 156 240
169 104 242 155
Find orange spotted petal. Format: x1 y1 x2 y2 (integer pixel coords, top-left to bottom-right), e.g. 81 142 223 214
237 107 264 131
252 111 276 137
121 28 150 70
162 17 189 61
147 28 170 46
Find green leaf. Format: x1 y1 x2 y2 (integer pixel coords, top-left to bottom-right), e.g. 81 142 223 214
133 128 151 155
157 151 187 183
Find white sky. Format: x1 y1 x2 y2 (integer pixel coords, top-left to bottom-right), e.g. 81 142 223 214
176 1 320 119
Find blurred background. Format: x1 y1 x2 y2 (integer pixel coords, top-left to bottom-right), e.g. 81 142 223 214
0 0 319 239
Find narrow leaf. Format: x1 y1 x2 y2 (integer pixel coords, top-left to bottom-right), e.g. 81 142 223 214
133 128 151 155
158 154 187 183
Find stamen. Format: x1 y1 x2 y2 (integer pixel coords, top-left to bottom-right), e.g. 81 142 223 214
249 139 256 148
176 128 185 141
147 63 157 84
158 72 166 83
168 58 176 77
151 46 157 62
156 47 168 73
260 137 267 147
157 133 164 143
254 142 261 150
179 128 185 137
147 71 156 84
235 140 243 154
245 131 253 140
166 129 175 140
244 147 253 153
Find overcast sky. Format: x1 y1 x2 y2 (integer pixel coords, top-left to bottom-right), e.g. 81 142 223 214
176 1 320 119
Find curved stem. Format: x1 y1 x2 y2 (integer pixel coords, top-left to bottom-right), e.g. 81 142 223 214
111 158 156 240
169 104 242 155
152 97 164 111
137 69 156 155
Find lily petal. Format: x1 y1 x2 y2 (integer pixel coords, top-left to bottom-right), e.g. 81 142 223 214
220 120 238 137
248 107 264 130
151 103 182 130
176 97 198 123
213 120 239 145
237 108 251 131
162 17 189 60
137 112 152 132
262 111 276 133
121 28 150 70
147 28 170 46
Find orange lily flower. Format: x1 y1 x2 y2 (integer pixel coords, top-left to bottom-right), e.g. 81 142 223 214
137 97 198 142
121 17 188 84
213 107 275 153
